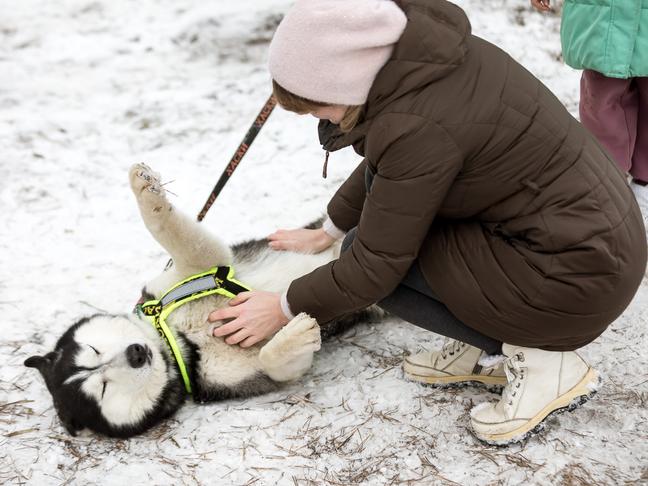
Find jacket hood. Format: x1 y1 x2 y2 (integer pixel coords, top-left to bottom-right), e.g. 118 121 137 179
319 0 471 152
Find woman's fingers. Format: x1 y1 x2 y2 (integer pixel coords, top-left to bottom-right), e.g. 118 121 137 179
268 228 330 254
269 239 297 251
239 335 261 348
224 328 251 345
268 228 305 240
210 291 286 347
267 229 289 240
208 305 240 322
212 318 244 337
268 230 294 250
229 291 252 306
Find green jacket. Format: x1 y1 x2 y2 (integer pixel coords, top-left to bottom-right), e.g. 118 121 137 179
561 0 648 78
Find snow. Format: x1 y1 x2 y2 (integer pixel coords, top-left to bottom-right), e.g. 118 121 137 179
1 0 647 484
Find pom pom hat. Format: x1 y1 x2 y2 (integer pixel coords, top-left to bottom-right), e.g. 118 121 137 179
268 0 408 106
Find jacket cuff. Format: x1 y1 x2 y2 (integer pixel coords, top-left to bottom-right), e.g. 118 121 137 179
280 291 295 320
322 216 346 240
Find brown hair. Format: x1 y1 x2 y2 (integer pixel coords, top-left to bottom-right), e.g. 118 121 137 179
272 80 363 133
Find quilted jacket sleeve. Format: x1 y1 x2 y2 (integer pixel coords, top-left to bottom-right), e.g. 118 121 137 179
326 158 369 232
287 114 463 323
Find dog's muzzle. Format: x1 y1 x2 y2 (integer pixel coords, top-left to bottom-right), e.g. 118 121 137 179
126 344 152 368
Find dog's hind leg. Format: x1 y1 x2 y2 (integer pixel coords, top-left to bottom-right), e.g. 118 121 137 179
129 163 233 277
259 313 321 382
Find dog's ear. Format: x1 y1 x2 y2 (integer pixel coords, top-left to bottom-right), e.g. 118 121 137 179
24 351 57 374
25 351 86 436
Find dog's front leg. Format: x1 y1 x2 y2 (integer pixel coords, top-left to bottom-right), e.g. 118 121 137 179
129 163 233 277
258 313 321 382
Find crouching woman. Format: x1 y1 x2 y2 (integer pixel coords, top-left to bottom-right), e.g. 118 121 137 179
210 0 647 445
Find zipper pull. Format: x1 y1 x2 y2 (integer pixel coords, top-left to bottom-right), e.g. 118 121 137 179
322 151 330 179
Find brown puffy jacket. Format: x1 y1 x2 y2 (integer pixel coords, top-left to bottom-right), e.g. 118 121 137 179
287 0 647 351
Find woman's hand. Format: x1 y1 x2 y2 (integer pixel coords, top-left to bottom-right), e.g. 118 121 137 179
268 227 335 253
530 0 551 12
209 291 289 347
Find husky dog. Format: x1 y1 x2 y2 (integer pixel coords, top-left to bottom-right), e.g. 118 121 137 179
25 163 373 438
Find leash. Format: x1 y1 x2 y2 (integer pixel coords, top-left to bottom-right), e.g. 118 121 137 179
197 94 277 222
135 266 252 394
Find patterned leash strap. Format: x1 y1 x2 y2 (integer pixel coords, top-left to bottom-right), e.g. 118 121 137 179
197 94 278 222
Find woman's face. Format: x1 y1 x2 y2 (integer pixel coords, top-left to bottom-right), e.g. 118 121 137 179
309 105 347 124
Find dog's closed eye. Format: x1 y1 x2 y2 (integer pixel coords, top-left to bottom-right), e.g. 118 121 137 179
87 345 100 355
101 381 107 399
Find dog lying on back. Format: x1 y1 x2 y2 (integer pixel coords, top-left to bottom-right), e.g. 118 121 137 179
25 163 373 438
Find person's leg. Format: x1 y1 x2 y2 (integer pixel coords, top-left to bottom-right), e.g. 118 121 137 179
379 276 504 356
342 228 506 387
341 229 502 355
579 70 638 173
631 77 648 184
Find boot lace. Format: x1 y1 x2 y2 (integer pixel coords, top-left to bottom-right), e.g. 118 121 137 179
502 352 526 408
440 339 466 360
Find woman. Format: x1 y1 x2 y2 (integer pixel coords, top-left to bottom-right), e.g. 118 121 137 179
532 0 648 206
210 0 647 444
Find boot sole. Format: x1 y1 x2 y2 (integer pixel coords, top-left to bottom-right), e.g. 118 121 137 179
471 367 600 446
404 371 507 389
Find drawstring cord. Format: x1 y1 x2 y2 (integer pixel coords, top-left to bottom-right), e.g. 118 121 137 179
322 151 330 179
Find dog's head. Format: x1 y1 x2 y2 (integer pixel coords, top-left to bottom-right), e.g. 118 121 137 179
25 314 186 438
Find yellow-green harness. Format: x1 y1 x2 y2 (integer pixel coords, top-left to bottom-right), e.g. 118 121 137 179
134 266 251 395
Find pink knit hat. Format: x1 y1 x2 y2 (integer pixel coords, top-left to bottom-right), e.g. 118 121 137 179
268 0 408 106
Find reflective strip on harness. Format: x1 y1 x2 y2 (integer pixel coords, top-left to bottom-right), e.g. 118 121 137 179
160 275 222 306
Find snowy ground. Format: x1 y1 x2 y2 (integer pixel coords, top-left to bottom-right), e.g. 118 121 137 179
1 0 647 484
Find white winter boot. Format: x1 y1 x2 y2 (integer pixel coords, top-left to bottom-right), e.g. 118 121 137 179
470 343 599 445
403 339 507 387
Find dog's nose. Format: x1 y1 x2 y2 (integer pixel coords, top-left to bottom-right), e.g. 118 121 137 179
126 344 150 368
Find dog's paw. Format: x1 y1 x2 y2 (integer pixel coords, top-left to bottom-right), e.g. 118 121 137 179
129 163 169 212
129 163 164 196
281 313 322 352
260 313 321 365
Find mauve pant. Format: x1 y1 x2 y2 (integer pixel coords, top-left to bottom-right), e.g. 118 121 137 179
580 70 648 183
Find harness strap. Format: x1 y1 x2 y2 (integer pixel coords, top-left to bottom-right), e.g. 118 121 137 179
135 265 252 395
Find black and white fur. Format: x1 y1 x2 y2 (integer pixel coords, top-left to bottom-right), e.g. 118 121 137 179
25 163 375 438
